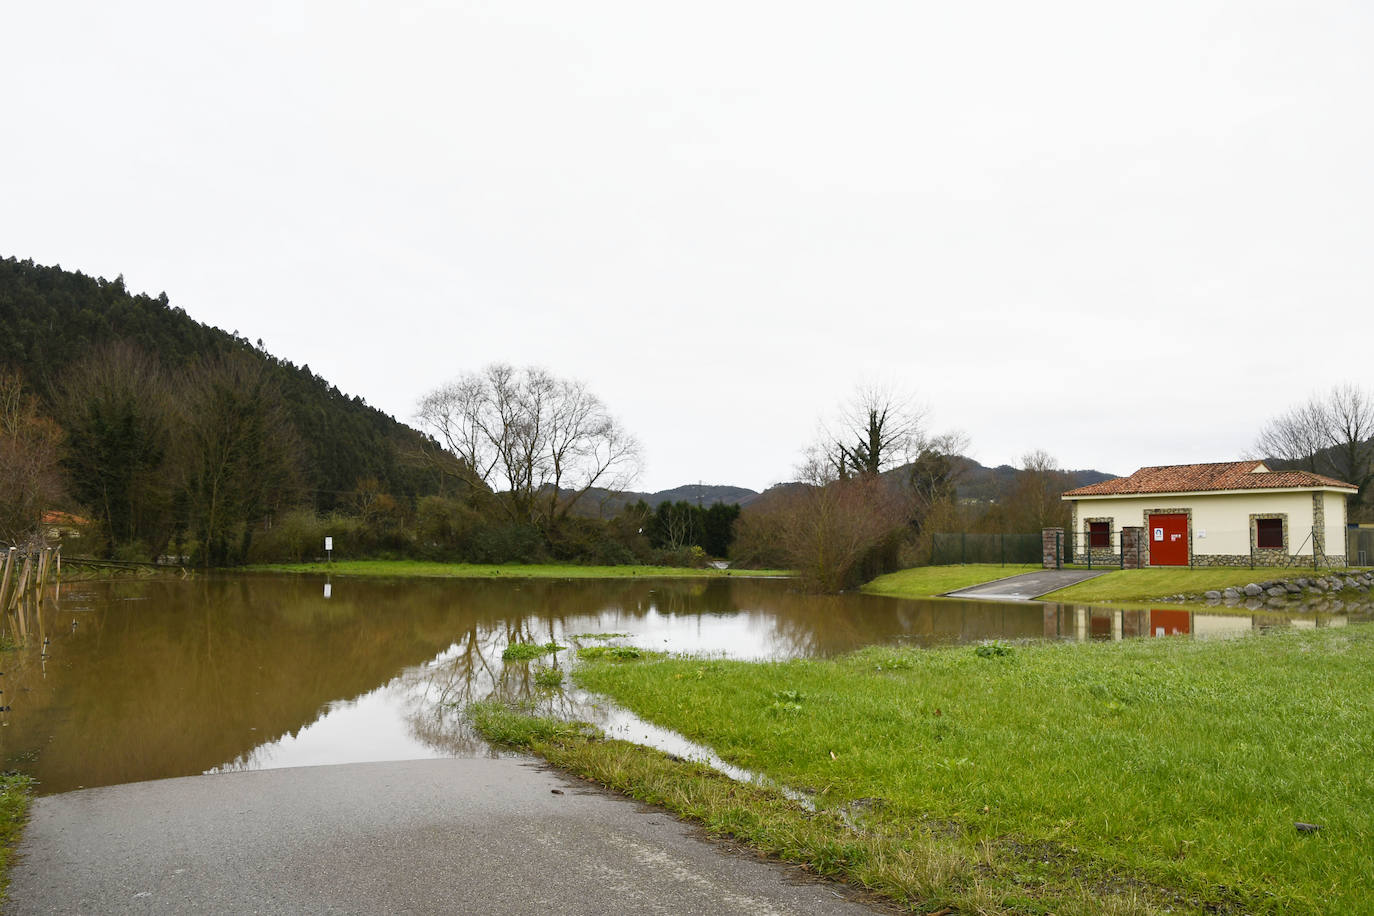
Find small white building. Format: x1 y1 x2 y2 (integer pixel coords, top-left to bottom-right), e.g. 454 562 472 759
1060 461 1356 567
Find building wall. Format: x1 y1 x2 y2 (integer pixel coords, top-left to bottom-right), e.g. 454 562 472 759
1321 491 1348 561
1066 489 1345 564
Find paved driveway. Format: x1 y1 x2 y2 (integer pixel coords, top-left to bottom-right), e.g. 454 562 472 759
5 758 883 916
943 568 1106 601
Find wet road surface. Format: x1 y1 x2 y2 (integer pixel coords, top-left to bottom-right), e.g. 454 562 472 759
942 568 1106 601
5 758 882 915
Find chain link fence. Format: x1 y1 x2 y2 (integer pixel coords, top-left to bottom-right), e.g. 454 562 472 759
930 533 1041 566
1348 527 1374 566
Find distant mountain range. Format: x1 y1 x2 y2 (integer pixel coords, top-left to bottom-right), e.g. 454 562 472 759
567 462 1118 517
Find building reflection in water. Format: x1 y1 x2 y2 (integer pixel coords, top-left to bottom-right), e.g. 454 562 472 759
1041 604 1350 642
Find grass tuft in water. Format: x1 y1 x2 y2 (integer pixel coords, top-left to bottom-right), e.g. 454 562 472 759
569 632 631 641
533 667 565 689
576 645 646 661
501 640 565 661
466 701 597 746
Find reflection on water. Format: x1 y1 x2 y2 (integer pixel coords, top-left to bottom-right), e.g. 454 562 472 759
0 575 1366 795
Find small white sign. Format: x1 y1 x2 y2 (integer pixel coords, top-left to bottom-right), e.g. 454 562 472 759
325 536 333 551
1154 528 1163 541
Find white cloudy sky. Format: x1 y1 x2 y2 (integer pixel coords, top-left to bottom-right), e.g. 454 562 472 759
5 1 1372 492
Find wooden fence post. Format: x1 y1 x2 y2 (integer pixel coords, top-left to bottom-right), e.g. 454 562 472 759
10 552 32 611
0 547 14 611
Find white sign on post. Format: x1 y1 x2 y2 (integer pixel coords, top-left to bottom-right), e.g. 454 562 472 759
325 537 333 551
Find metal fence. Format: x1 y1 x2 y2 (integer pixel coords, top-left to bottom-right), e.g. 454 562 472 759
1349 528 1374 566
931 533 1041 566
1053 529 1133 569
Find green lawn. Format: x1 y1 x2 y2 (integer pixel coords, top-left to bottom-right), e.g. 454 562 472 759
482 626 1374 914
244 560 792 579
0 773 33 906
861 564 1040 599
1041 567 1360 604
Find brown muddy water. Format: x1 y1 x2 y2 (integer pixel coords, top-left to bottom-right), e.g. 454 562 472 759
0 574 1364 795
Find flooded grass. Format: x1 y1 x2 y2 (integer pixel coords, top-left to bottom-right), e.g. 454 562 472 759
470 704 1168 915
561 625 1374 914
861 564 1040 599
245 560 792 579
0 773 34 905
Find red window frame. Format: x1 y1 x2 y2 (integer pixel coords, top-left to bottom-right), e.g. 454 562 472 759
1088 521 1111 550
1256 518 1284 550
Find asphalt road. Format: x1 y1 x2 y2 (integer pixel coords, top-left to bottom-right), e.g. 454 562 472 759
942 568 1106 601
5 758 882 915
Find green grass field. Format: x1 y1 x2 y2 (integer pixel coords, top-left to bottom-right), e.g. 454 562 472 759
244 560 792 579
0 773 33 906
1041 567 1361 604
480 626 1374 914
861 564 1040 599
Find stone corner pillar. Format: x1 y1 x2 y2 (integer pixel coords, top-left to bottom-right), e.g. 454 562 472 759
1042 528 1065 569
1121 526 1147 569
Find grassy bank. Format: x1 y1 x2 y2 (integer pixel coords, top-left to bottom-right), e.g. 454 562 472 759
245 560 792 579
0 773 33 906
861 564 1040 599
482 627 1374 914
1041 567 1364 604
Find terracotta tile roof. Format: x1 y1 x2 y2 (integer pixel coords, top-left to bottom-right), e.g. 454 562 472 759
1063 461 1358 498
42 511 88 526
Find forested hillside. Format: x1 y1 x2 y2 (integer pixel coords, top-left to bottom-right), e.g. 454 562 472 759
0 257 733 567
0 257 441 512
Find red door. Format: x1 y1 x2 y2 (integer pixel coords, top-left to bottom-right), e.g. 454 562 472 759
1148 513 1189 566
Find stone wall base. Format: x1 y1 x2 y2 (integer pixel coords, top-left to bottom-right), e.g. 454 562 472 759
1189 553 1351 568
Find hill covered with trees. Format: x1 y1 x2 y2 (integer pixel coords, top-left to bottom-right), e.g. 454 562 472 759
0 257 441 514
0 257 736 567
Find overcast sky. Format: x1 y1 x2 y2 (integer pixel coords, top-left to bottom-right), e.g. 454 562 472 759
5 2 1372 492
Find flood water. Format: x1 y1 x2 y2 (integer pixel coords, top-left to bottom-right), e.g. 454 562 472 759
0 574 1363 795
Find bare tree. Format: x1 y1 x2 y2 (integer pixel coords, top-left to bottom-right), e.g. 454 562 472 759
1255 384 1374 510
777 475 908 592
416 365 641 528
907 431 970 531
820 384 926 479
175 354 302 565
1254 398 1328 473
1325 385 1374 498
0 371 65 545
52 341 177 556
1002 449 1072 532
